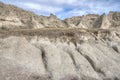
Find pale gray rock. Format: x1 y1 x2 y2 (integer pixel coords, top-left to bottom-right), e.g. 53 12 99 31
78 41 120 80
77 14 99 28
0 1 120 80
0 37 47 80
0 36 120 80
33 41 79 80
100 14 110 29
108 11 120 28
56 43 102 80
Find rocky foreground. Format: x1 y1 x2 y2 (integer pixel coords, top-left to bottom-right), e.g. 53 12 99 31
0 2 120 80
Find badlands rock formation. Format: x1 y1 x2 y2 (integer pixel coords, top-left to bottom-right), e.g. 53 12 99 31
0 2 120 29
0 2 120 80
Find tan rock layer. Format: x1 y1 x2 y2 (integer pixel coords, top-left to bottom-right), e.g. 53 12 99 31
0 2 120 30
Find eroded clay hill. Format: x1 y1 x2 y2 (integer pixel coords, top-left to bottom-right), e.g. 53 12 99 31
0 2 120 30
0 2 120 80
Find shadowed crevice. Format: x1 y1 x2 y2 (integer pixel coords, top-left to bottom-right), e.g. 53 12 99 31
77 49 106 78
112 45 119 53
41 49 48 71
41 48 52 80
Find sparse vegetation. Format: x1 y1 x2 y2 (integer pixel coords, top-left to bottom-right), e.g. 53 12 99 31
0 27 111 37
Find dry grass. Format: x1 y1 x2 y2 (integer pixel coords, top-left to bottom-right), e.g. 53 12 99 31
0 27 112 38
0 27 116 45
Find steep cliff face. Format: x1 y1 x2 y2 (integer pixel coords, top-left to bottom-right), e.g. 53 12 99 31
0 2 120 80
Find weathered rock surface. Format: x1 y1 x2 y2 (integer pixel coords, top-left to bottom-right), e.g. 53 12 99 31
0 1 120 80
0 2 120 29
0 36 120 80
0 37 47 80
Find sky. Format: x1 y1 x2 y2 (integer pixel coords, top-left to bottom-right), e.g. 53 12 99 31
0 0 120 19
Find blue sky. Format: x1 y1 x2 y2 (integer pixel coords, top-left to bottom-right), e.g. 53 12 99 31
0 0 120 19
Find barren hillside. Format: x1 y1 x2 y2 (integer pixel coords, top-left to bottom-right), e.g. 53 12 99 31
0 2 120 80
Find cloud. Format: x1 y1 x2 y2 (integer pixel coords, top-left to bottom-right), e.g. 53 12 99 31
0 0 120 19
17 2 63 13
